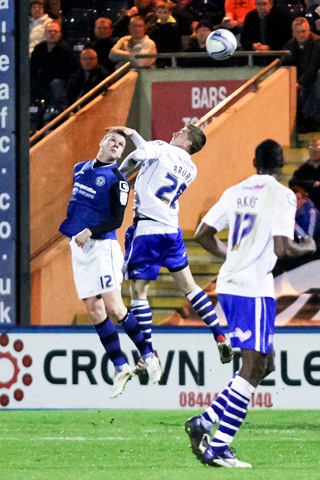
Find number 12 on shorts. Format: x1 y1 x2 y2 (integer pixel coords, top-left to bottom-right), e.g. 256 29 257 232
99 275 112 289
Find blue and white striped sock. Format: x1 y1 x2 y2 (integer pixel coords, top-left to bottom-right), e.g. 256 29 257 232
120 310 152 357
201 375 237 429
131 300 154 352
187 286 224 341
210 375 255 452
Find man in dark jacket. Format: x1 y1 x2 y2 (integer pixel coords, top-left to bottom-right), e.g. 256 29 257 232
30 20 76 114
282 16 320 133
112 0 158 38
89 17 116 75
289 139 320 210
66 47 109 106
241 0 292 65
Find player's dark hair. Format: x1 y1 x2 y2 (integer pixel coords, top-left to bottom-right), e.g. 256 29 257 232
187 125 206 154
106 129 127 140
255 139 284 172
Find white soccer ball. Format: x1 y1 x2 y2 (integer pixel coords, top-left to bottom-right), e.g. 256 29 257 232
205 29 237 61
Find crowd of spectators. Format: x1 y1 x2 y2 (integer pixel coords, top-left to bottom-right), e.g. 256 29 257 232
29 0 320 134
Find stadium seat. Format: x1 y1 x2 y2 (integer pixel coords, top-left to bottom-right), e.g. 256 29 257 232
63 8 97 40
66 37 90 63
275 0 305 21
96 0 128 22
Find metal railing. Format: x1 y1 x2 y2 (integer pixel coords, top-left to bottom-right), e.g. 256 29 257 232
134 50 289 68
29 62 131 146
195 58 281 127
29 51 289 145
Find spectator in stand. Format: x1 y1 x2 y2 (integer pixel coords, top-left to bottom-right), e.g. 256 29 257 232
282 17 320 133
241 0 292 65
289 139 320 210
181 19 214 66
220 0 256 34
292 185 320 250
109 15 157 69
66 47 109 107
112 0 158 38
181 18 233 66
147 0 181 68
29 0 52 57
89 17 116 75
30 20 76 123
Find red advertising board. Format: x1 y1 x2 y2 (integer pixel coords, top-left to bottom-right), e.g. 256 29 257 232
152 80 245 141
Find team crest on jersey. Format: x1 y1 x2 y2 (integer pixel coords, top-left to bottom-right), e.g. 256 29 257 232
119 181 129 192
95 176 106 187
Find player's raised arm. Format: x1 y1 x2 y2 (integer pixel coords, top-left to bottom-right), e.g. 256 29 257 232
105 126 147 148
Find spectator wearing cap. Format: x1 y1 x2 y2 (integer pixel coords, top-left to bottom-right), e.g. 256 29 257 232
29 0 53 56
181 18 231 66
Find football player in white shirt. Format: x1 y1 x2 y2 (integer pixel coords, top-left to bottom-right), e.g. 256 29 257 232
108 124 233 376
185 139 316 468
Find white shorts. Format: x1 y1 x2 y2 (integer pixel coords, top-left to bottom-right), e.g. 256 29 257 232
70 238 124 299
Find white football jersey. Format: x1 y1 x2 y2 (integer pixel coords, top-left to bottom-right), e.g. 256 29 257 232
202 174 297 297
133 140 197 227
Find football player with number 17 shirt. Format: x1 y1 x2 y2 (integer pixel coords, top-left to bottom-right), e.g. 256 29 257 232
185 139 316 468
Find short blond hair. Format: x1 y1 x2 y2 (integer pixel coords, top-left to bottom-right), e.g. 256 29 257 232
155 0 173 11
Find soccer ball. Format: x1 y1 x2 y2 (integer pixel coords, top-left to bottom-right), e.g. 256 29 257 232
205 29 237 61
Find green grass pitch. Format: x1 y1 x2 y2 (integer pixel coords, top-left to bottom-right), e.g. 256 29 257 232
0 409 319 480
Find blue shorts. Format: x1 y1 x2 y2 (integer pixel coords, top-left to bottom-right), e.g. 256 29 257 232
124 222 188 280
218 294 276 354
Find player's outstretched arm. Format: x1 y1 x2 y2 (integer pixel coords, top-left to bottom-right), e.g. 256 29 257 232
274 235 316 258
119 148 147 179
195 223 227 259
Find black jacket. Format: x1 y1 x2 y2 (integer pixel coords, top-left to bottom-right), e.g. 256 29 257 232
241 7 292 51
30 39 76 87
66 65 109 106
283 32 320 86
